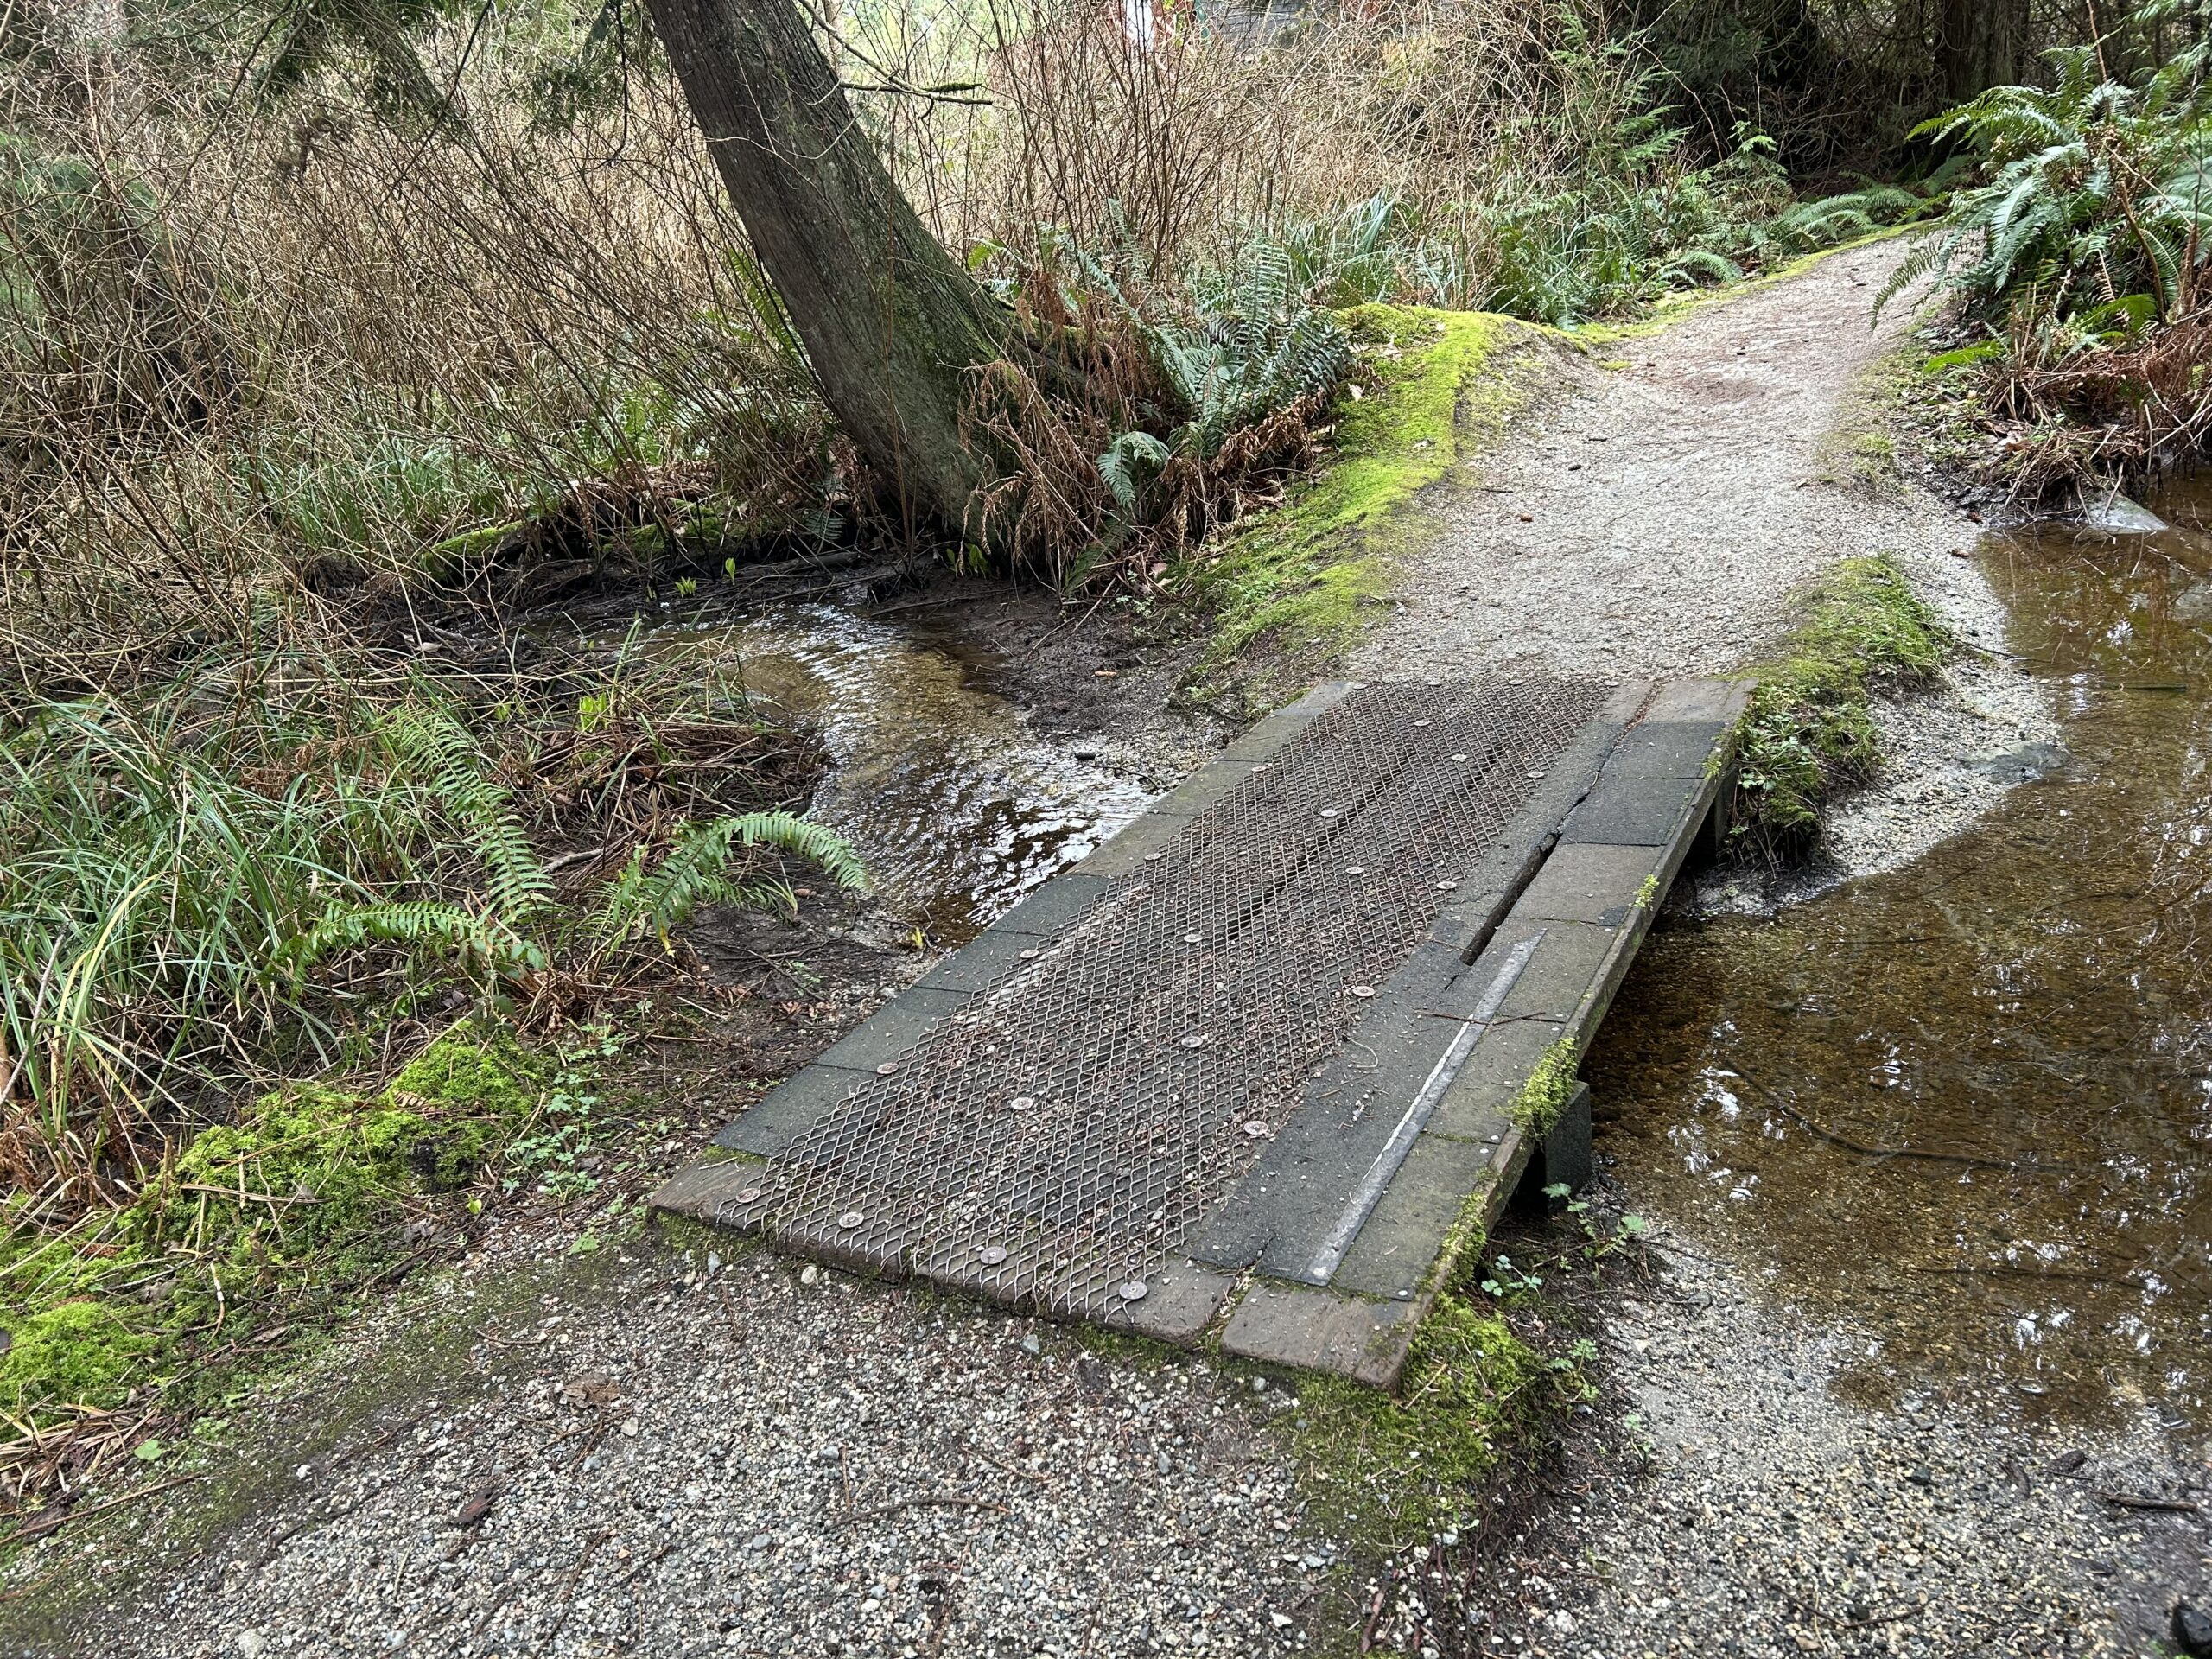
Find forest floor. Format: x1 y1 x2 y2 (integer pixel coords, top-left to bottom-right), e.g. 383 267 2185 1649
4 247 2203 1659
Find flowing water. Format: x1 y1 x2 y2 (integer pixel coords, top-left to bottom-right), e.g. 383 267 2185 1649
1590 479 2212 1430
633 601 1152 942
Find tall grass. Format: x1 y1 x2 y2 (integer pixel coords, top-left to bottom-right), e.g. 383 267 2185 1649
0 646 861 1216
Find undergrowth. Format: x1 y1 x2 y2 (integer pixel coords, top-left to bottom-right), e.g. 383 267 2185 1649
1887 40 2212 499
1732 555 1951 843
0 650 861 1214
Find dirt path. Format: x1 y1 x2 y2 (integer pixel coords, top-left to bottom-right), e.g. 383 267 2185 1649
9 249 2187 1659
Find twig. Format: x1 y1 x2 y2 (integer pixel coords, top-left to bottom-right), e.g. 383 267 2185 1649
0 1471 204 1553
172 1183 322 1206
964 1446 1046 1484
2100 1491 2200 1513
476 1324 550 1347
1834 1603 1925 1630
534 1529 610 1650
1897 1263 2143 1289
251 1496 367 1567
717 1281 747 1347
1725 1057 2082 1173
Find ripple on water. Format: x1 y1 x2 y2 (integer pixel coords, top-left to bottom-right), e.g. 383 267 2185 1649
639 602 1151 943
1592 476 2212 1430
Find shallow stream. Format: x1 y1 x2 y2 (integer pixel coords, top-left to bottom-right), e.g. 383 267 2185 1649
634 601 1151 942
1591 479 2212 1430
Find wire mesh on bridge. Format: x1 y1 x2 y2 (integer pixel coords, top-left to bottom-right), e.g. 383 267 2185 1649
715 677 1605 1314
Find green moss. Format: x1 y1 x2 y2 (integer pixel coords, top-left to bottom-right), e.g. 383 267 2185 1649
1181 306 1533 705
1281 1297 1556 1549
1733 554 1950 842
0 1021 559 1435
0 1299 158 1415
1510 1036 1581 1135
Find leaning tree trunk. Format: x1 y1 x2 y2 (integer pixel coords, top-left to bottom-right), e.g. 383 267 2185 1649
642 0 1012 538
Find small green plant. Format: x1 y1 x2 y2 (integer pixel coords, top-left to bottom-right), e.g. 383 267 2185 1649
1546 1182 1651 1265
1479 1254 1545 1300
675 576 697 597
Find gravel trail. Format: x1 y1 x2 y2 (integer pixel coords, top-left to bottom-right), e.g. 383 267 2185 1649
1359 238 2056 882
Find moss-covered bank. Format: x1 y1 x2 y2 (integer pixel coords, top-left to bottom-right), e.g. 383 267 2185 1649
1732 553 1950 842
1181 305 1541 706
0 1021 568 1438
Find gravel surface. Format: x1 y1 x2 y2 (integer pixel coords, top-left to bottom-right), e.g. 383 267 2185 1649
13 246 2202 1658
1436 1228 2206 1659
32 1224 1328 1658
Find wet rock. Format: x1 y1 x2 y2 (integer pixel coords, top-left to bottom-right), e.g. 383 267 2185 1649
1964 741 2069 782
2079 490 2169 533
2173 1599 2212 1656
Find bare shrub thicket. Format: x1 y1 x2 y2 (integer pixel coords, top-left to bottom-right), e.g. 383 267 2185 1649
0 31 827 696
854 0 1669 302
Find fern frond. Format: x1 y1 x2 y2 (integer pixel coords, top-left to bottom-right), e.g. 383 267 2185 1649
379 700 553 924
588 812 865 951
284 900 543 977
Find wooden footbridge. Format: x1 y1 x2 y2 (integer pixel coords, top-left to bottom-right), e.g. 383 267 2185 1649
652 676 1745 1385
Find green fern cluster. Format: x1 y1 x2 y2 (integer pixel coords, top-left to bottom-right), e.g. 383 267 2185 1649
1076 238 1353 483
1881 45 2212 329
0 668 863 1181
1160 245 1355 458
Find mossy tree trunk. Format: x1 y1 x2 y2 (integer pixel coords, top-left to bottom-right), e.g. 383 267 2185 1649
640 0 1011 538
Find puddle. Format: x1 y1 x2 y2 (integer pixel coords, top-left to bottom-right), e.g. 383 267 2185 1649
625 602 1150 942
1591 478 2212 1429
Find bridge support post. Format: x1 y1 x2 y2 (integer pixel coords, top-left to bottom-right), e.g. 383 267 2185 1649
1515 1081 1594 1211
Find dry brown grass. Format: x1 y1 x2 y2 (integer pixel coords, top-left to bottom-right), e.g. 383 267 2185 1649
1990 308 2212 498
0 39 826 697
